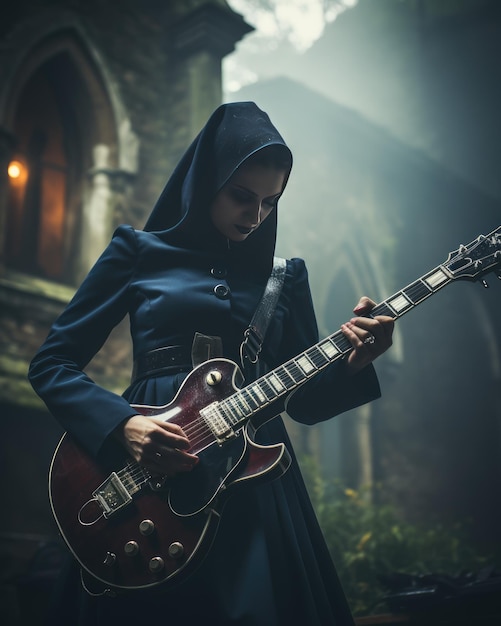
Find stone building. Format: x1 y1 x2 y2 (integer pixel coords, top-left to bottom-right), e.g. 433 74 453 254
0 1 251 622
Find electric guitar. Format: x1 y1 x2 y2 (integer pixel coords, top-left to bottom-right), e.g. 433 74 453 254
49 226 501 594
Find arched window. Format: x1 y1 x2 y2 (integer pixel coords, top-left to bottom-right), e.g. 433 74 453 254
6 54 74 281
2 31 132 285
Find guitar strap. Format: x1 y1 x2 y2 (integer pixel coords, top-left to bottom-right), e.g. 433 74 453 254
240 256 287 381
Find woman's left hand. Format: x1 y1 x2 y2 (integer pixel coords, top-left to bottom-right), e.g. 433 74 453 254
341 296 395 374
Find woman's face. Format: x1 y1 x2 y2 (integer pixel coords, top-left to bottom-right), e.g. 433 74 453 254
210 160 286 242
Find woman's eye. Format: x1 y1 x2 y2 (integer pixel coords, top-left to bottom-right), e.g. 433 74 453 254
231 189 252 203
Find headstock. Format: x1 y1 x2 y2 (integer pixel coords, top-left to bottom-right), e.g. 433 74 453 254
444 227 501 286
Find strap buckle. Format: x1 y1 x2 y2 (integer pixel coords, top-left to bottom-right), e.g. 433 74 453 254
240 326 263 364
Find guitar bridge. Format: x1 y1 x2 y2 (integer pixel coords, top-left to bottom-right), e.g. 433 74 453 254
92 472 132 518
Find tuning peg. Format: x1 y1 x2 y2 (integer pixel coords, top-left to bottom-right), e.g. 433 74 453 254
481 279 489 288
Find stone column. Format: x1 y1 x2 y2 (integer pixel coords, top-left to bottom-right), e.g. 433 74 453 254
171 4 253 137
77 144 114 280
78 132 139 282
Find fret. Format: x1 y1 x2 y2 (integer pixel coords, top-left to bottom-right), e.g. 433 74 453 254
405 280 433 303
296 354 317 375
259 378 277 400
380 275 447 319
385 292 412 315
424 267 449 289
306 345 329 368
267 372 286 394
219 401 240 424
227 395 249 419
248 383 267 404
285 361 305 383
318 338 341 359
235 393 252 416
372 302 395 317
241 388 260 410
374 271 447 321
332 333 351 353
275 367 296 389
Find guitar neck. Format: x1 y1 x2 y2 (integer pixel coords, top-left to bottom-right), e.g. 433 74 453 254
216 263 453 429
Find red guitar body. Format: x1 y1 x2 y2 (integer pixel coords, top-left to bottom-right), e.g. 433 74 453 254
49 359 291 594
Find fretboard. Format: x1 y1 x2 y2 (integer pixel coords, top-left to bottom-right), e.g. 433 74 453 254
216 263 453 428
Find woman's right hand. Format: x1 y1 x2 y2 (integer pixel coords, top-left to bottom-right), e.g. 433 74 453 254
114 414 199 477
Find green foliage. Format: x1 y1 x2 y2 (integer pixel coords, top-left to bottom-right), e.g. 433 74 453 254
300 455 492 616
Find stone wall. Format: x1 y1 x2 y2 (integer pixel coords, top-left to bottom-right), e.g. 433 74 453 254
0 3 251 622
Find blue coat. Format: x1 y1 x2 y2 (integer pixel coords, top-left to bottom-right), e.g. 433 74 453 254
30 224 380 625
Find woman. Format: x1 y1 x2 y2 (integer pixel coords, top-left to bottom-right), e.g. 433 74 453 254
29 102 394 625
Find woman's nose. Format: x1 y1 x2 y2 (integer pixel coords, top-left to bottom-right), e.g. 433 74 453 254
246 203 262 225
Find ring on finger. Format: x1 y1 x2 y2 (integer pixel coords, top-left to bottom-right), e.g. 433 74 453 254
363 334 375 345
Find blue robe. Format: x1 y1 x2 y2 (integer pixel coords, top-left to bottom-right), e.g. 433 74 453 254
30 225 380 625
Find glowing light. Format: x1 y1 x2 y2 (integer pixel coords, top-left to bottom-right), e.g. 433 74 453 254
8 161 22 178
7 160 28 184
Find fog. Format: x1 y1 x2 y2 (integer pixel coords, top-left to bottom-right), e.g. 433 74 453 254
224 0 501 542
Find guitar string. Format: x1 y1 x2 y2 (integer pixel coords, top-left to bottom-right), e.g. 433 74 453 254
119 421 216 486
167 347 333 445
123 317 388 485
122 329 372 485
121 243 500 488
117 418 214 486
119 316 394 487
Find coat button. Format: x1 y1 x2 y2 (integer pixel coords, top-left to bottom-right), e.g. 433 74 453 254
210 267 227 278
214 284 230 299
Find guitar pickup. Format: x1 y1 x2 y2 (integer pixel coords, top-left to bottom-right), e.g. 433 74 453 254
200 403 237 445
92 472 132 518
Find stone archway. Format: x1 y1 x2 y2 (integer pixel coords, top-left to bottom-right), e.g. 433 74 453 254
0 19 138 284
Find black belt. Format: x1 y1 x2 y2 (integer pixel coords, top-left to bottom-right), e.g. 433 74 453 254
132 345 193 383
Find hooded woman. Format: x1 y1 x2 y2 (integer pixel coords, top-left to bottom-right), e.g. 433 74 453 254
29 102 394 625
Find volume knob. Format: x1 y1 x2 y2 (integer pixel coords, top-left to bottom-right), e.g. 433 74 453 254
168 541 184 559
139 519 155 536
206 370 222 386
124 541 139 556
148 556 165 573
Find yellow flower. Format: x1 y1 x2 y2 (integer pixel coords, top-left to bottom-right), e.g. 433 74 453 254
357 532 372 551
344 488 357 499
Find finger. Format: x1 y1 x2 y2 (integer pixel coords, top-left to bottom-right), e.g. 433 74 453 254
350 315 393 337
367 316 395 346
348 317 379 340
157 446 198 461
150 419 192 449
343 321 384 359
353 296 376 315
341 322 368 348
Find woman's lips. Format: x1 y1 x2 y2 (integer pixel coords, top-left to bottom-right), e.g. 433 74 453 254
235 225 254 234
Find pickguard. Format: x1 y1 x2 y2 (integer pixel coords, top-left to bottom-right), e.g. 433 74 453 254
168 434 247 516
